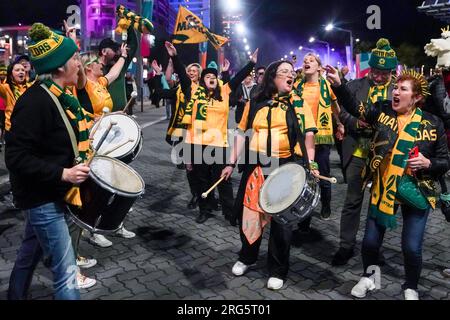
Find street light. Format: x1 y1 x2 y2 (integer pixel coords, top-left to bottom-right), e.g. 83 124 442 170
298 45 316 54
309 37 330 65
325 23 354 71
236 23 246 35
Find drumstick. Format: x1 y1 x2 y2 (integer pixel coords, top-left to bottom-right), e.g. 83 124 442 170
122 91 138 113
201 176 225 199
315 175 337 184
102 138 135 156
86 120 117 167
89 107 110 139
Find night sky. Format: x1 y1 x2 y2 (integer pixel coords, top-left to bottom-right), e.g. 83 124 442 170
0 0 445 66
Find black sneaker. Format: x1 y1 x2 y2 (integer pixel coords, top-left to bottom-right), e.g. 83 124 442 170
320 206 331 220
331 247 355 266
187 195 199 209
195 211 210 224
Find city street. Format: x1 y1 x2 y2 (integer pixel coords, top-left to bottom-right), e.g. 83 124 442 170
0 105 449 300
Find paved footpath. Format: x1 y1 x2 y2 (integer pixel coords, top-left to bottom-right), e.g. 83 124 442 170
0 104 449 300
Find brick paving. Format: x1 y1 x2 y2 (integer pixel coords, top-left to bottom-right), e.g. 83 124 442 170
0 105 449 300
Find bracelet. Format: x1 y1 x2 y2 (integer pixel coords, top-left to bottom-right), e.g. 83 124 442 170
228 163 236 168
309 161 319 170
119 55 127 60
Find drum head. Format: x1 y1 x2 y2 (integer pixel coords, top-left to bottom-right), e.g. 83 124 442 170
89 156 145 196
92 114 140 158
259 163 306 214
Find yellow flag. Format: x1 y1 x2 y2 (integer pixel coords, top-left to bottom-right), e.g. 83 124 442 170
172 6 228 50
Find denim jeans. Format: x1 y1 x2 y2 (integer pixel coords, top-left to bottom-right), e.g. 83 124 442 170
361 205 429 290
8 202 80 300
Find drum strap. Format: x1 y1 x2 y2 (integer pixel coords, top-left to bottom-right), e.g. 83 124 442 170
286 103 309 164
40 84 80 161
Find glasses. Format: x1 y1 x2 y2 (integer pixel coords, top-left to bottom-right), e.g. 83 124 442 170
276 69 297 78
84 58 99 67
257 72 265 76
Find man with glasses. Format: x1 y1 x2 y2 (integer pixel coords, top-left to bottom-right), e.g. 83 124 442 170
331 39 397 266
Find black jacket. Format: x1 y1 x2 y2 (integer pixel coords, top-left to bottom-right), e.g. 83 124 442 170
333 83 449 183
338 77 394 170
424 75 450 129
230 82 257 123
5 83 75 209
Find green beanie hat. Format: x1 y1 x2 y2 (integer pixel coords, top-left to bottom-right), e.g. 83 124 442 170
369 38 398 70
27 23 78 75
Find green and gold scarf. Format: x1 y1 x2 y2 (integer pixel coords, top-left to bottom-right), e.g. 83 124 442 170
369 107 422 229
42 79 93 207
182 85 210 127
367 81 390 105
295 78 333 144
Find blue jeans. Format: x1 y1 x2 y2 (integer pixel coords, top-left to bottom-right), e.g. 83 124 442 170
361 205 429 290
8 202 80 300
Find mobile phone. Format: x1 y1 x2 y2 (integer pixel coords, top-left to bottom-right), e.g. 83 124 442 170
409 146 419 158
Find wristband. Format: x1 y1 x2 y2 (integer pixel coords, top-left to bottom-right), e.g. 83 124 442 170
309 161 319 170
228 163 236 168
119 55 127 60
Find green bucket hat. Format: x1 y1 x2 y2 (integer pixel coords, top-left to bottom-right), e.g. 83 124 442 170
369 38 398 71
27 23 78 75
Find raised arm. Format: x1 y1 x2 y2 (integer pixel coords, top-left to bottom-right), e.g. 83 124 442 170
165 41 192 99
150 60 178 100
64 20 86 90
220 59 231 84
228 49 258 91
325 65 380 125
104 43 128 84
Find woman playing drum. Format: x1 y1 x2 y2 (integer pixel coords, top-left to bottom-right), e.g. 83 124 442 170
221 60 319 290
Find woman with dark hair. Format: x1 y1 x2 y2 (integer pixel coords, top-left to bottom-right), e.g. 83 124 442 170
326 65 449 300
221 60 319 290
165 41 258 224
0 61 33 132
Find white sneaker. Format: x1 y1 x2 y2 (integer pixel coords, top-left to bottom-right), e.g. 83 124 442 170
267 277 284 290
115 226 136 238
77 256 97 269
404 289 419 300
88 233 113 248
231 261 254 276
351 277 376 298
77 272 96 289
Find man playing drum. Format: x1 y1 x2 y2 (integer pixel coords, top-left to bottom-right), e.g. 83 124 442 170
6 23 90 299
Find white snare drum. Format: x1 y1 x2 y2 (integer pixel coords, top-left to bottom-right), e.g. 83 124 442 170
91 113 143 163
259 163 320 225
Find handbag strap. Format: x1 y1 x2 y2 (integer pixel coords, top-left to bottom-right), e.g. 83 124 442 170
40 84 79 160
